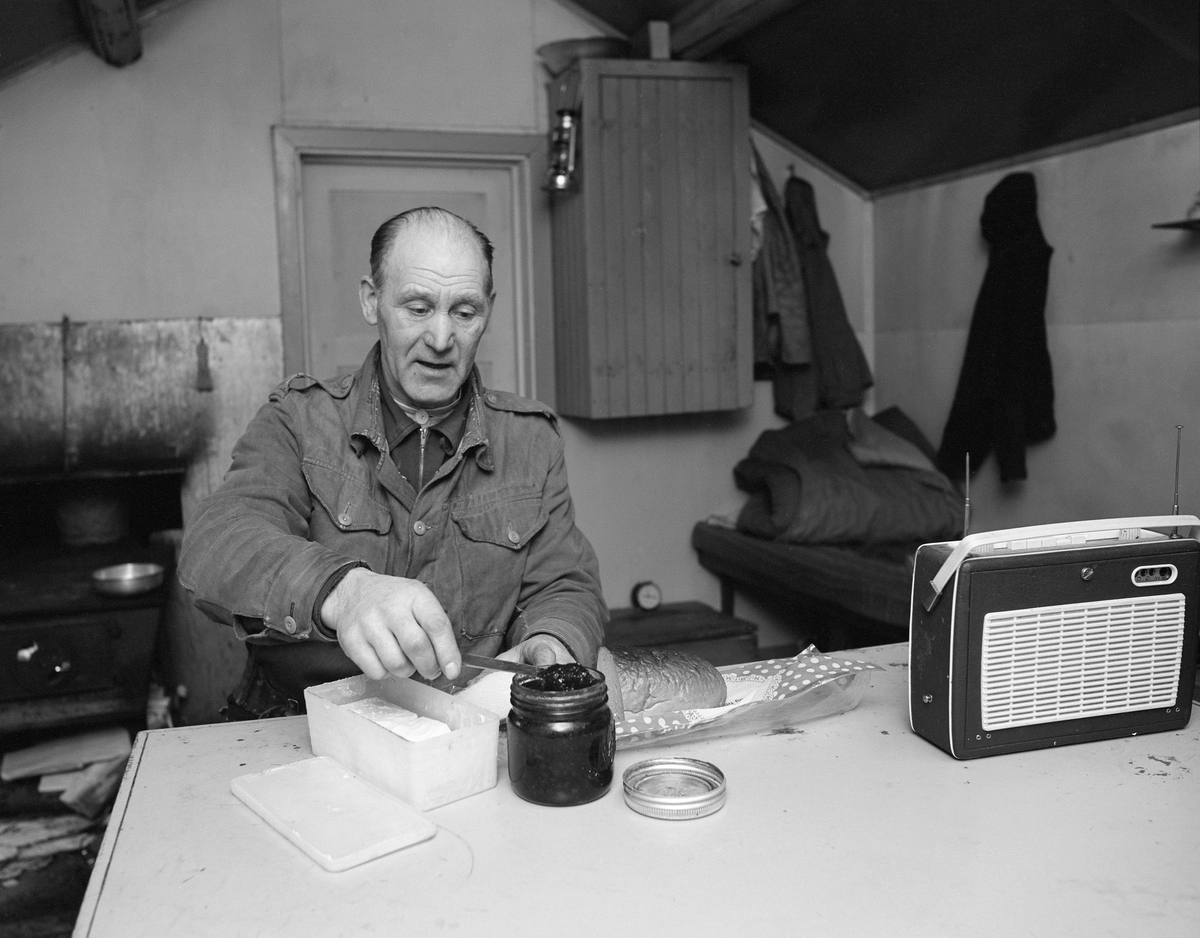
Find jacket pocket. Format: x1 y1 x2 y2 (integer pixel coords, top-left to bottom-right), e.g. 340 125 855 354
452 491 547 550
450 489 547 640
303 459 392 571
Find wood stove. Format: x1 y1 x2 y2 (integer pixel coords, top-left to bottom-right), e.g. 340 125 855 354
1 317 208 744
0 472 182 743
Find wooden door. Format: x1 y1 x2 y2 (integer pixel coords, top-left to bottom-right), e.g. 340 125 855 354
273 129 551 401
301 161 518 389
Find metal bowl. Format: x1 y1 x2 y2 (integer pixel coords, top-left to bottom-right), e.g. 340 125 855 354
92 562 165 597
536 37 630 76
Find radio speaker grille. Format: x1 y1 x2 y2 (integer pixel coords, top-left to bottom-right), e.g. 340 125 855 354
979 594 1186 731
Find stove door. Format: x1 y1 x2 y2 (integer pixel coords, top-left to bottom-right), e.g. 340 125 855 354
0 609 157 703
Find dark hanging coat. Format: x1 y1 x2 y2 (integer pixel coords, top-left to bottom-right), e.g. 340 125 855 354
936 172 1056 484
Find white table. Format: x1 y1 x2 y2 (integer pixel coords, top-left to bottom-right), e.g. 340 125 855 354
73 644 1200 937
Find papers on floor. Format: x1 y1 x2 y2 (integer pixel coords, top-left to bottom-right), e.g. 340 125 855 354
1 727 131 819
0 814 101 885
1 727 131 782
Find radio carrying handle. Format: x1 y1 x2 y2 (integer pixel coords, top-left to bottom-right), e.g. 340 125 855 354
921 514 1200 613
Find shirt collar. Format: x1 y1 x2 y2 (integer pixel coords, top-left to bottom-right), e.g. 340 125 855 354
378 369 470 453
349 344 492 470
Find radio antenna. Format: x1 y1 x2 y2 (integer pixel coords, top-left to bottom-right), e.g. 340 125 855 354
963 453 971 538
1171 425 1183 537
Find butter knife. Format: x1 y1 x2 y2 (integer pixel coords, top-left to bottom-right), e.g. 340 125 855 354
460 653 541 676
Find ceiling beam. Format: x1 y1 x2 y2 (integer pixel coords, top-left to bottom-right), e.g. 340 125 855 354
548 0 630 39
78 0 142 67
670 0 803 60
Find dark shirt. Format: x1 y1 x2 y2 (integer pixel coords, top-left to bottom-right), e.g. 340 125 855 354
377 373 471 496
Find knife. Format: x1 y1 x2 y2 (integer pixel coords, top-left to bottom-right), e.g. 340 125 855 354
460 653 542 676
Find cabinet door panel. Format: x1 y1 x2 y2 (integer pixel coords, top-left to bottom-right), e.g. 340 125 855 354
656 77 684 415
553 60 750 418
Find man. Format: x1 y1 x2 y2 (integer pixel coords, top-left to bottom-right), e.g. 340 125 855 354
179 207 606 718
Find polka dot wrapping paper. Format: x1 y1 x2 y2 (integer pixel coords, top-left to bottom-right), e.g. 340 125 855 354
614 648 883 750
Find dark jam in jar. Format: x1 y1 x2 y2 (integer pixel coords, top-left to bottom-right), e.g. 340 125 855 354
524 662 595 692
507 665 615 806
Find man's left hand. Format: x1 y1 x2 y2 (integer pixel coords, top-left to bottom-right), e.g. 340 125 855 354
512 634 574 668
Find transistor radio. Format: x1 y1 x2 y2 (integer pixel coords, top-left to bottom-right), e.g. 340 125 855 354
909 514 1199 759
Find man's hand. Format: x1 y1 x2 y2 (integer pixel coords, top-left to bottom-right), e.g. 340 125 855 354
513 634 574 668
321 568 461 681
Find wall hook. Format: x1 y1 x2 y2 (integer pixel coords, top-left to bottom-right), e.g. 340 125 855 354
196 318 214 392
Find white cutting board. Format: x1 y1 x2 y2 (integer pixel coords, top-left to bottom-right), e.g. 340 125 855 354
231 756 436 872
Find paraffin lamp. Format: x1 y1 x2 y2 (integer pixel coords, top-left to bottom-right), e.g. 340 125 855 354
544 109 579 192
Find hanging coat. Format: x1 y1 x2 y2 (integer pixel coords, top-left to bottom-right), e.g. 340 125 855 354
750 146 820 420
750 146 812 371
936 171 1055 484
783 175 874 410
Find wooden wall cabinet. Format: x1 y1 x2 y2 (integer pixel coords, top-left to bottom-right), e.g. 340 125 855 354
550 59 752 419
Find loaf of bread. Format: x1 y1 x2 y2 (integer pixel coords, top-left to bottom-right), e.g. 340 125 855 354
597 645 727 720
456 646 728 723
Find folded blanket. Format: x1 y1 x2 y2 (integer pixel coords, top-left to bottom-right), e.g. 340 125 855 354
735 409 964 546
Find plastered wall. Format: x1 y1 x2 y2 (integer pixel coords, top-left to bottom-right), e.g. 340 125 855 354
873 121 1200 534
0 0 282 326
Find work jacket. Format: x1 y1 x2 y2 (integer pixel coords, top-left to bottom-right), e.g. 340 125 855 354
178 345 606 692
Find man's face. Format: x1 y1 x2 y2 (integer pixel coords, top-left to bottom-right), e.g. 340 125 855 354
360 222 492 408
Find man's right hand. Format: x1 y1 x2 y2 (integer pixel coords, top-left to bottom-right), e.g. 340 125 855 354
320 568 461 682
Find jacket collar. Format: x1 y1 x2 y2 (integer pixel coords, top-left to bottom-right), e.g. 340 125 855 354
349 343 493 471
461 368 494 472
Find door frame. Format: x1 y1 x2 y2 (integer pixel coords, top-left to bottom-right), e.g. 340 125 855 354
272 126 553 401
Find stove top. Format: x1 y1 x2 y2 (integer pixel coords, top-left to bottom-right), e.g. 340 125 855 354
0 540 174 621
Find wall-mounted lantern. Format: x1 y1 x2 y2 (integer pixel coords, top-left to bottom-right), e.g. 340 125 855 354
544 109 579 192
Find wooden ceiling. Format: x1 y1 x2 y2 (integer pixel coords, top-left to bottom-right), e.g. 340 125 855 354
567 0 1200 193
3 1 1196 194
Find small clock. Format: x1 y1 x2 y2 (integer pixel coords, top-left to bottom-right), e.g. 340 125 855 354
631 580 663 612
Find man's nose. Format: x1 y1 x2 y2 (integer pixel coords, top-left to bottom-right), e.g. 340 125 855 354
423 310 455 351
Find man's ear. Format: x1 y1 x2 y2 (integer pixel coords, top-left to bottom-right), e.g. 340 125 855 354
480 293 497 330
359 277 380 326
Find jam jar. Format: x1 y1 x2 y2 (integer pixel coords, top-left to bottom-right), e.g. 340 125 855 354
507 664 615 806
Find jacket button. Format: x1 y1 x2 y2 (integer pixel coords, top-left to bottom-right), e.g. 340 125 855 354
507 527 520 545
338 512 352 526
413 520 427 535
283 616 297 634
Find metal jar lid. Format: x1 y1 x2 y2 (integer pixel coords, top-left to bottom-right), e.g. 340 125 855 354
622 758 726 820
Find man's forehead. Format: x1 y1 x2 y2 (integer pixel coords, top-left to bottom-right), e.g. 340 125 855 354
391 272 487 300
386 218 484 265
385 238 487 298
386 240 484 295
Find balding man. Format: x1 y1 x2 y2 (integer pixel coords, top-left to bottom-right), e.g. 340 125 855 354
180 207 606 718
